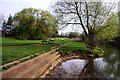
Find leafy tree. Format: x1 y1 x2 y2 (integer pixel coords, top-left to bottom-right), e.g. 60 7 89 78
96 13 118 43
52 1 115 49
13 8 37 39
34 10 58 39
2 21 7 37
2 15 14 37
48 15 58 38
6 14 13 26
13 8 58 40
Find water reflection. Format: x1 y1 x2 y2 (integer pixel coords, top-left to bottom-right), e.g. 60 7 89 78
49 45 120 78
50 57 119 78
94 57 107 72
98 45 119 77
78 58 105 78
50 59 88 78
62 59 88 75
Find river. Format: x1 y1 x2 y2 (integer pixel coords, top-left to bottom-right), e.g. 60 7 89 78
48 44 120 79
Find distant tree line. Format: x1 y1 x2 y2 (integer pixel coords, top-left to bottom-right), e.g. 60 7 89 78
2 8 58 40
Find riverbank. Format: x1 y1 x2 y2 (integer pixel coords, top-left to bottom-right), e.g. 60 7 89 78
45 51 93 78
46 44 120 78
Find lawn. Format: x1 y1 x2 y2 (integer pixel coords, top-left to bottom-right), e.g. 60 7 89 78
2 37 71 65
2 37 90 65
1 38 70 46
58 40 94 57
2 38 44 46
58 41 86 54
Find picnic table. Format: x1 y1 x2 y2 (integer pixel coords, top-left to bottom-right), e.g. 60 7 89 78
41 39 55 44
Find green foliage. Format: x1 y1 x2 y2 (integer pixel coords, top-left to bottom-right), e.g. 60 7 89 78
96 13 118 43
91 47 104 57
2 38 70 65
58 41 86 55
6 14 13 26
13 8 58 40
2 15 14 37
97 26 118 42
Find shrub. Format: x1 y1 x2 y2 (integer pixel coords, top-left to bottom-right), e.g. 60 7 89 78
69 32 79 38
91 47 104 57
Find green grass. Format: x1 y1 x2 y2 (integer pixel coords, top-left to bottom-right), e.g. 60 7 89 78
58 41 85 53
58 40 94 57
2 45 55 64
2 37 91 65
58 41 90 54
2 37 71 65
1 38 70 46
2 38 42 46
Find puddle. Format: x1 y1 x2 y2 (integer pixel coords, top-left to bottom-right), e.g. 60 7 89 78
48 59 88 78
61 59 88 75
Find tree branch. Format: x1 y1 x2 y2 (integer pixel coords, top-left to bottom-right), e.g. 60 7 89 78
75 2 88 36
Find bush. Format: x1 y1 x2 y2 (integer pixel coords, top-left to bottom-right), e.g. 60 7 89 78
91 47 104 57
69 32 79 38
80 33 87 41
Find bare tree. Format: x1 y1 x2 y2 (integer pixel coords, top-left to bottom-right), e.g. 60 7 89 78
52 1 115 49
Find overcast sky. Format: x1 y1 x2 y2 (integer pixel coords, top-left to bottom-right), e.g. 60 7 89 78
0 0 53 19
0 0 119 18
0 0 119 34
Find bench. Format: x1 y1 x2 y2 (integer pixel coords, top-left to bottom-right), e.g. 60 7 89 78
41 39 55 44
41 40 48 44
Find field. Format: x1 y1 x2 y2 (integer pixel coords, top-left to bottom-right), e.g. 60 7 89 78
2 38 70 65
2 37 88 65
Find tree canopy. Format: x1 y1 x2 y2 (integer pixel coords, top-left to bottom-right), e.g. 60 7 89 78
12 8 58 40
96 13 119 43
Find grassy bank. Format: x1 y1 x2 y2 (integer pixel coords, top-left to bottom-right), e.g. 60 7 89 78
58 41 86 54
58 40 92 57
2 37 91 65
2 38 70 65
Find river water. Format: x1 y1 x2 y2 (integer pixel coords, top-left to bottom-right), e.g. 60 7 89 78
48 45 120 79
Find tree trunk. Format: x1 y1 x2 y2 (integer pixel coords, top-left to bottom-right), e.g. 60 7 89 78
79 58 99 78
87 32 96 49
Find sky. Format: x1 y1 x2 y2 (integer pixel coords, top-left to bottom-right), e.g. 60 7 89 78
0 0 52 18
0 0 120 34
